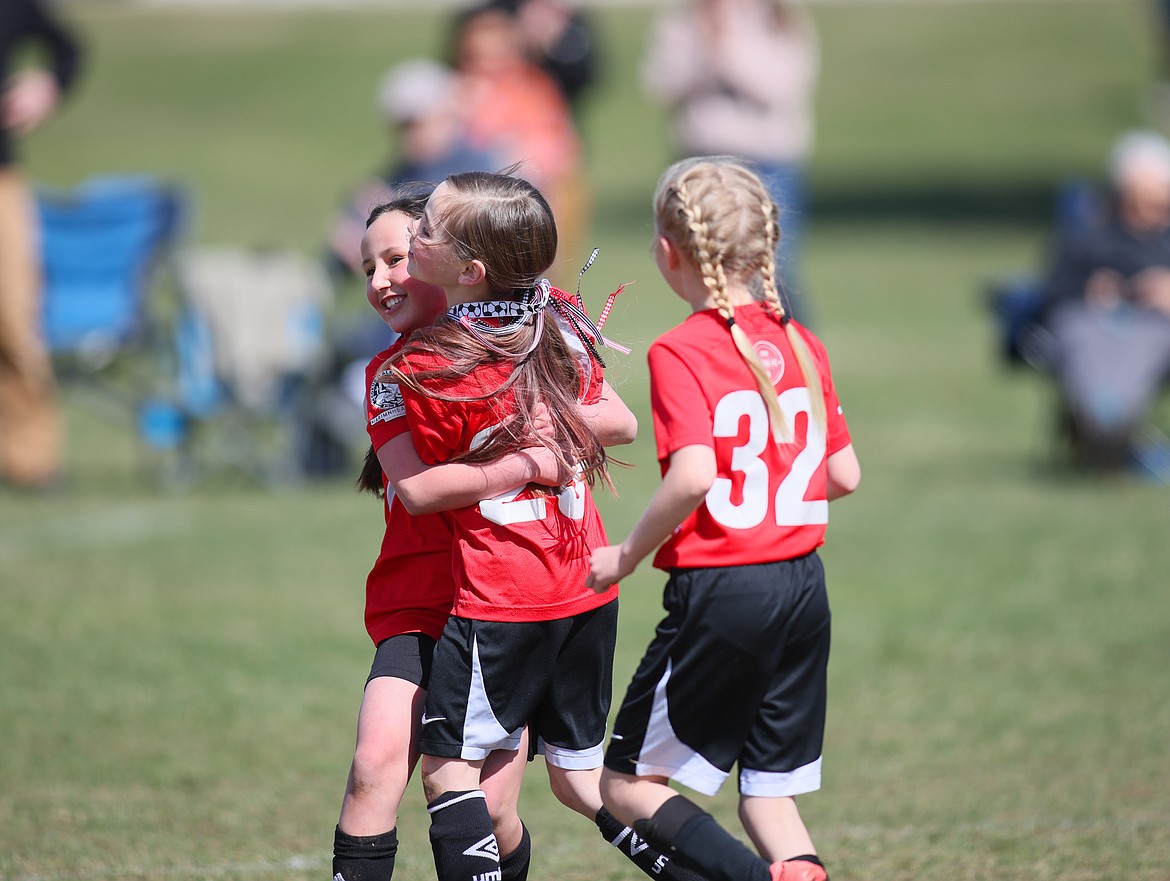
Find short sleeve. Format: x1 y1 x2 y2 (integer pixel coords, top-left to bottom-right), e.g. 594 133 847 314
648 341 714 462
802 330 852 456
365 350 410 451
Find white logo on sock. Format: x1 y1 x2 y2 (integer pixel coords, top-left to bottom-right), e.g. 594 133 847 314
627 832 650 856
611 827 651 857
463 834 500 860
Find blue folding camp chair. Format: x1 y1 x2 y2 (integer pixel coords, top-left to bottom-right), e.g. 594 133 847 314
37 175 186 375
36 175 187 481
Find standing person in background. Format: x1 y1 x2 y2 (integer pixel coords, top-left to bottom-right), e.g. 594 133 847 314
502 0 599 121
642 0 819 325
587 156 860 881
0 0 82 491
447 2 588 276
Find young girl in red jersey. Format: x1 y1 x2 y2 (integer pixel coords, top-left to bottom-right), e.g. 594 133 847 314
383 170 704 881
587 157 861 881
335 187 575 881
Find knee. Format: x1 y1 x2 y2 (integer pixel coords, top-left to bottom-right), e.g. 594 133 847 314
545 766 601 817
545 766 578 811
348 738 406 799
598 767 622 811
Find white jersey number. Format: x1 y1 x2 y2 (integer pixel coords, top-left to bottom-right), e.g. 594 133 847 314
470 423 586 527
706 388 827 530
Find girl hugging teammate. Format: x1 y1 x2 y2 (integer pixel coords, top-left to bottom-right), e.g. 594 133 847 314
377 171 704 881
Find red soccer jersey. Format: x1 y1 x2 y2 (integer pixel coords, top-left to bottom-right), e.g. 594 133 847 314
362 342 456 644
649 303 852 570
396 336 618 623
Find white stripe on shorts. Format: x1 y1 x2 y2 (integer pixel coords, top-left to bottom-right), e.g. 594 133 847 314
739 758 822 797
461 635 524 761
539 738 604 770
633 659 728 797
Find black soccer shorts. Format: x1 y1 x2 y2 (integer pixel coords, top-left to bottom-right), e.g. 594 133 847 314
367 631 437 688
420 598 618 767
605 553 830 797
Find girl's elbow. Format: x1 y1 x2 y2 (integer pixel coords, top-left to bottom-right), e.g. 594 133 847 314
681 471 715 503
613 412 638 446
827 465 861 499
391 483 436 516
835 472 861 497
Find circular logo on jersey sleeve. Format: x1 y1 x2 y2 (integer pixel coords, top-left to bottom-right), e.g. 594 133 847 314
753 340 785 384
370 380 401 411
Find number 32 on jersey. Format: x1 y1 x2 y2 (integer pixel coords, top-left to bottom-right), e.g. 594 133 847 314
706 387 827 529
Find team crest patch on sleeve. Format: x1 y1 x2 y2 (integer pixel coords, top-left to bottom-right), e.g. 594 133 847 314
369 380 406 425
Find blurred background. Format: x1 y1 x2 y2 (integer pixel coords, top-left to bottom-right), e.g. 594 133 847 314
2 1 1169 880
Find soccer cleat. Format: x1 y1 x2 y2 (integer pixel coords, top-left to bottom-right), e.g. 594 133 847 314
769 858 828 881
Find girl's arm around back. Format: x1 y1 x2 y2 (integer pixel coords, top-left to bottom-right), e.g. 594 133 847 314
586 444 715 591
826 443 861 501
378 434 561 516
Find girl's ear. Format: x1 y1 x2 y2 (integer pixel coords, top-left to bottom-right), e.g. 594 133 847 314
657 234 681 270
457 258 487 287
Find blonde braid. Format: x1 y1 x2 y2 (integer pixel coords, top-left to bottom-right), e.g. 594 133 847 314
678 174 791 443
759 200 784 322
759 197 827 437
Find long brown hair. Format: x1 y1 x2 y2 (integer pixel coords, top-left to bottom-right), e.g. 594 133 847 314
382 171 609 487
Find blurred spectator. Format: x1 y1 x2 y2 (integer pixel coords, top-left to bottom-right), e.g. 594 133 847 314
447 1 588 274
642 0 819 323
1041 130 1170 473
0 0 82 492
497 0 600 119
326 59 498 278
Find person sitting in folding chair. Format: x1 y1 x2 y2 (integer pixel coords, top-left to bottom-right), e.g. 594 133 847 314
0 0 82 491
1040 130 1170 474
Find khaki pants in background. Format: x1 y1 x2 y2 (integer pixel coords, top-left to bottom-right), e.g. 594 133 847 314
0 166 61 486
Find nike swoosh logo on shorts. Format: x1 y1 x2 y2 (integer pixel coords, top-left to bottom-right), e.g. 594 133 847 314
421 714 446 725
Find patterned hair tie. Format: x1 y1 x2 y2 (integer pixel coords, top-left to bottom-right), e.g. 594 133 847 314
449 291 546 357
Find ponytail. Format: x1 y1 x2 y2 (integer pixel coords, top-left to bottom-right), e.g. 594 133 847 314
356 444 385 498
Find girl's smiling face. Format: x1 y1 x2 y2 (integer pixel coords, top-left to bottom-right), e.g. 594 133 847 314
361 209 447 334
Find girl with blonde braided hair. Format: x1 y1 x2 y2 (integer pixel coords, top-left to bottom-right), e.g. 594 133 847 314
587 156 861 881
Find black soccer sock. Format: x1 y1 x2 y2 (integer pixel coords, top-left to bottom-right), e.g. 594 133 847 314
595 806 707 881
634 796 770 881
332 825 398 881
499 822 532 881
427 790 502 881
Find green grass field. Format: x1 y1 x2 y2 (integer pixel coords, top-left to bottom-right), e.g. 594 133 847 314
3 2 1170 879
